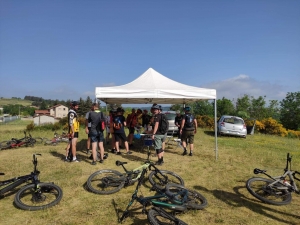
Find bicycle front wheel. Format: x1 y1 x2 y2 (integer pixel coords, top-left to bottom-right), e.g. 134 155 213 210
14 182 63 211
148 170 184 191
87 169 125 195
147 208 187 225
246 177 292 205
165 183 208 210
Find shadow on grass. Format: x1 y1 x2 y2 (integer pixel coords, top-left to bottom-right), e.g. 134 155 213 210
193 185 300 224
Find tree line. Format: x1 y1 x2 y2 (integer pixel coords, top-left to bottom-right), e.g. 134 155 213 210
170 92 300 131
2 92 300 131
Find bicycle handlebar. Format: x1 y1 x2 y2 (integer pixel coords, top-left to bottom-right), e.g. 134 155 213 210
293 171 300 181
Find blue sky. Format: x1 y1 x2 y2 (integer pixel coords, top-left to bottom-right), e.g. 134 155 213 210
0 0 299 105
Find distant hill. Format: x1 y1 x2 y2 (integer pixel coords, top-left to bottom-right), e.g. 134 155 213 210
0 98 33 107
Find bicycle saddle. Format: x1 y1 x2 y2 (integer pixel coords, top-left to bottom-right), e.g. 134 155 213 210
254 168 266 174
116 161 127 166
0 173 4 175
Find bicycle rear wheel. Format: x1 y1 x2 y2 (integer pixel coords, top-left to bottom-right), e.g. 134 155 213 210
148 170 184 191
246 177 292 205
147 208 187 225
0 140 12 150
165 183 208 210
14 182 63 211
87 169 125 195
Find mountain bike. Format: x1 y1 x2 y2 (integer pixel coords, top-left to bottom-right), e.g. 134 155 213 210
246 152 300 205
0 154 63 210
87 160 184 195
0 131 36 150
119 165 208 224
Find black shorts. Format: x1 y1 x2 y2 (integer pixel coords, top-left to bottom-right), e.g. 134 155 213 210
114 133 127 142
69 132 79 141
129 127 135 134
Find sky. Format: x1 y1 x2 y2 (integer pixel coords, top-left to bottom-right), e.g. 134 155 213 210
0 0 299 106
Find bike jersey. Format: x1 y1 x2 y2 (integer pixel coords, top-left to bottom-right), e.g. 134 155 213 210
68 109 79 133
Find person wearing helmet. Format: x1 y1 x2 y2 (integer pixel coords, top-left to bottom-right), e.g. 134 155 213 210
180 106 197 156
66 101 80 162
149 104 165 165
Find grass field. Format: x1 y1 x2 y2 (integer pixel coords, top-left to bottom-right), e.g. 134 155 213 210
0 98 33 107
0 123 300 225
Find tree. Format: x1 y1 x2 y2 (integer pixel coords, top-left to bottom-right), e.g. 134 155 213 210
39 100 47 110
192 100 214 117
216 97 235 117
249 96 267 120
235 94 251 118
280 92 300 130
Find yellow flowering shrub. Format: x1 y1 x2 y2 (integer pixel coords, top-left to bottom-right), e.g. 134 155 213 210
196 115 215 129
287 130 300 139
259 117 288 137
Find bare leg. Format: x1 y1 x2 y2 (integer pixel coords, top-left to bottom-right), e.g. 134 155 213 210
72 138 77 160
92 142 97 161
98 141 104 160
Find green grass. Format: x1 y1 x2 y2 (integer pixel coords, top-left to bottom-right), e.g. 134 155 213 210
0 125 300 225
0 98 33 107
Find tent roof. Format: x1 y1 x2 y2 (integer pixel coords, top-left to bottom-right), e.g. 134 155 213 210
95 68 216 105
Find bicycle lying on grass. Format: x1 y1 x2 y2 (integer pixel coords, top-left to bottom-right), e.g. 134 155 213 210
246 152 300 205
0 131 37 150
118 163 208 224
0 154 63 210
87 160 184 195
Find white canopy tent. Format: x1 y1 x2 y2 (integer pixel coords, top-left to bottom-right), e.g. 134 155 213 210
95 68 218 159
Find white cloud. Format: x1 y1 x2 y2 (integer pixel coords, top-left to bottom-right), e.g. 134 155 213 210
204 74 287 102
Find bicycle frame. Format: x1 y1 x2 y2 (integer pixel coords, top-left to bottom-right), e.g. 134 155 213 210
0 154 41 196
119 168 186 223
254 153 300 194
115 160 168 186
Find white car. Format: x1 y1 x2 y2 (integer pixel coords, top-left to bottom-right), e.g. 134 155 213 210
217 115 247 138
161 111 177 135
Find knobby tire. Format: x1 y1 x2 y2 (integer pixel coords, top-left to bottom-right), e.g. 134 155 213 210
147 208 187 225
165 183 208 210
87 169 125 195
148 170 184 191
246 177 292 205
14 182 63 211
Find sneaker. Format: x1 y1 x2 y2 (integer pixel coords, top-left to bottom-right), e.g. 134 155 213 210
116 152 121 155
86 149 90 154
64 158 70 162
155 159 162 165
182 150 187 156
126 151 132 155
189 152 193 156
91 161 96 165
99 159 104 163
72 158 80 162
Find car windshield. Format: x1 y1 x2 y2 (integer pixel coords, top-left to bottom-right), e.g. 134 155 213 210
164 113 176 120
223 117 244 125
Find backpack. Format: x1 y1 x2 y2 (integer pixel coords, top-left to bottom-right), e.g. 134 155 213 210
184 113 194 128
88 111 105 132
159 114 169 134
113 117 122 130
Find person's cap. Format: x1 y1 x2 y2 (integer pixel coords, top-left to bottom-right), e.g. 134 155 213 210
176 110 180 114
71 101 79 106
184 106 191 111
151 105 160 110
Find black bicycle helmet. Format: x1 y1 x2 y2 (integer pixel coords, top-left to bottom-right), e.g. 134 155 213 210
71 101 79 106
184 106 191 111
